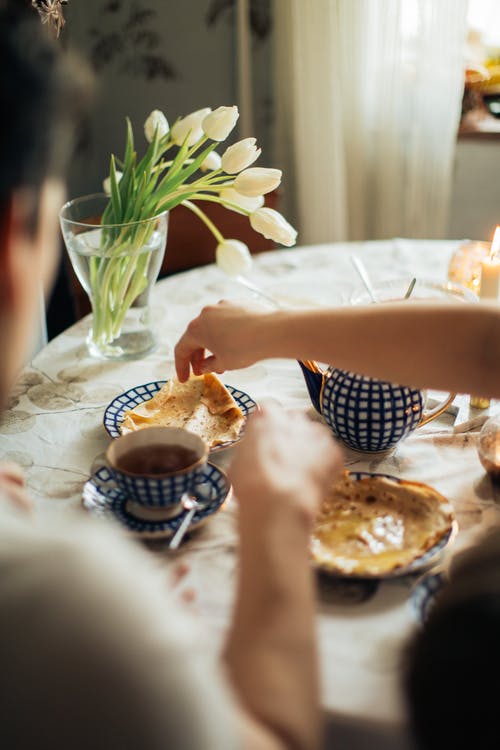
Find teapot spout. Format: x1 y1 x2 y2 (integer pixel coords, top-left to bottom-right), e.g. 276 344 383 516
297 360 324 413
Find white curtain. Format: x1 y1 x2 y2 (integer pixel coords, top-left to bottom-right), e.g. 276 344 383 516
274 0 469 243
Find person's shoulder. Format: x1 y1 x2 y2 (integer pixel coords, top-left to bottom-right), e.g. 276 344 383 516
0 501 238 750
0 503 193 639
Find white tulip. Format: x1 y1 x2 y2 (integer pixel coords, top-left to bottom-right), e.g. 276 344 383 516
103 170 123 196
202 106 239 141
144 110 169 143
171 108 212 147
200 150 222 172
250 207 297 247
233 167 282 197
221 137 261 174
219 187 264 214
216 239 253 276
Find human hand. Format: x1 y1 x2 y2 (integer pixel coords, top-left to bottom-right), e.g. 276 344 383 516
228 403 343 526
174 300 272 382
0 461 33 512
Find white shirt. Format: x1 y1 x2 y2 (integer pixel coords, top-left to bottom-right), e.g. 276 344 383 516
0 497 238 749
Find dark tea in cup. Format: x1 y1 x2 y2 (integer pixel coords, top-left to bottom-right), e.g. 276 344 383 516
115 444 200 476
106 426 209 507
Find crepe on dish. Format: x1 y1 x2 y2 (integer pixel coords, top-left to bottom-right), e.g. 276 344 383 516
311 472 454 577
120 373 245 448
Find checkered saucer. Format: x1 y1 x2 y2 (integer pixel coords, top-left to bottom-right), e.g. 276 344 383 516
82 462 231 541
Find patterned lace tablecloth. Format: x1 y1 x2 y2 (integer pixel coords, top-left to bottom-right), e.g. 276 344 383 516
1 238 499 748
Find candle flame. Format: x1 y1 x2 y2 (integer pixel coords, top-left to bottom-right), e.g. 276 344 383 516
490 226 500 260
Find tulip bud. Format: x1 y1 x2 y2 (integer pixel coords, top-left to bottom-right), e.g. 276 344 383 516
250 207 297 247
103 171 123 196
220 187 264 214
144 110 169 143
171 108 212 147
221 137 261 174
216 239 253 276
202 106 239 141
200 150 222 172
233 167 282 197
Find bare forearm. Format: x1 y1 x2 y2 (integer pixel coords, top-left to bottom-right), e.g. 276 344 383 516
255 303 500 397
225 505 320 750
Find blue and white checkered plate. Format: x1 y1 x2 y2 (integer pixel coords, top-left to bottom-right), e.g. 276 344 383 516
82 463 231 541
313 471 457 579
103 380 258 450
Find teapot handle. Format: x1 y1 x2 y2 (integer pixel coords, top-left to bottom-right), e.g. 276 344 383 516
418 392 456 427
297 360 326 414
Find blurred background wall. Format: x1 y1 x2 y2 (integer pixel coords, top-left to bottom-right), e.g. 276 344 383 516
64 0 273 200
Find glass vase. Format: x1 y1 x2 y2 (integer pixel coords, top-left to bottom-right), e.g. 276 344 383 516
60 194 168 360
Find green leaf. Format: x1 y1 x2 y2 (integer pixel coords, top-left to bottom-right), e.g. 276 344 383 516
119 155 135 218
173 141 218 184
160 133 192 183
123 117 134 170
109 155 123 221
130 172 149 223
135 123 165 177
143 138 196 213
101 197 113 225
145 141 218 215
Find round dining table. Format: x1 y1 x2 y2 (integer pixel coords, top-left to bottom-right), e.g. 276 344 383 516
1 238 499 750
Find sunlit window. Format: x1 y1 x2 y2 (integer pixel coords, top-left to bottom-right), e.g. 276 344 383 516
467 0 500 48
463 0 500 123
400 1 500 51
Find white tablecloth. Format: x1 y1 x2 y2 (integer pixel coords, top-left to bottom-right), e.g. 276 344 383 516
1 238 499 749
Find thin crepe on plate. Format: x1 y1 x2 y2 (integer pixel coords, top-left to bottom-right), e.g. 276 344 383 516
104 375 257 450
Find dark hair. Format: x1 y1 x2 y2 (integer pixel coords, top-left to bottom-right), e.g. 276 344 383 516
0 3 92 230
403 531 500 750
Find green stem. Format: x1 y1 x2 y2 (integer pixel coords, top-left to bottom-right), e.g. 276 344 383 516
182 193 252 216
186 171 233 189
89 218 159 347
187 135 208 158
182 200 225 243
110 252 151 337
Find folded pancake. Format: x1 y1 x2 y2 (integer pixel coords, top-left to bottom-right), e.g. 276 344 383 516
311 472 454 577
120 374 245 448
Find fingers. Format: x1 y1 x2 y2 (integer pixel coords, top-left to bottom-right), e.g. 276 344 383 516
0 481 33 513
174 333 208 381
174 335 196 382
174 347 223 381
174 300 245 381
191 348 207 375
0 461 26 486
192 355 222 376
0 462 33 512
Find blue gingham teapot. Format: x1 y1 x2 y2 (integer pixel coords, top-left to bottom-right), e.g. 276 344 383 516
298 360 454 453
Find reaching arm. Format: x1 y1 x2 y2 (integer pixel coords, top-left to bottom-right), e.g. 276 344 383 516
224 405 344 750
174 299 500 398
